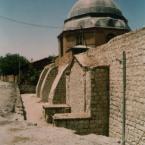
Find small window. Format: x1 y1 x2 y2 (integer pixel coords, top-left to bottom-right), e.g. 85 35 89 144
76 33 83 45
106 33 115 42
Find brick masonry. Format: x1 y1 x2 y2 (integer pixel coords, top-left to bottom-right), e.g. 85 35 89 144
90 67 110 135
86 28 145 145
53 28 145 144
37 27 145 145
48 64 69 104
43 104 71 123
40 64 58 102
54 64 109 135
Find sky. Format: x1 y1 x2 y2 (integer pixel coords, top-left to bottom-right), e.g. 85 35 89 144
0 0 145 61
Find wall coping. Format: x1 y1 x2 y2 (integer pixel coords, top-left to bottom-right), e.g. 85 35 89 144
43 103 70 109
53 112 91 120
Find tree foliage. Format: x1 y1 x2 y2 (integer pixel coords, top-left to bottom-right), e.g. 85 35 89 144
0 53 29 75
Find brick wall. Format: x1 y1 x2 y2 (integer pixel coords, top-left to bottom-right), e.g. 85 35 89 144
53 70 66 104
86 28 145 144
54 117 91 134
40 65 57 102
55 64 109 135
59 28 127 57
90 67 110 135
48 64 69 104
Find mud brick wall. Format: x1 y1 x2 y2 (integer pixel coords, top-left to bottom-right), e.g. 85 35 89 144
40 66 58 102
90 67 110 135
53 73 66 104
54 118 91 134
60 65 109 135
51 66 69 104
43 106 71 123
87 28 145 145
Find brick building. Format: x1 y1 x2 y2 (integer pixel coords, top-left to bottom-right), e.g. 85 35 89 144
36 0 145 144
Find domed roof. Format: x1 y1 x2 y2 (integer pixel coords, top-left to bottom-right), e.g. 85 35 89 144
68 0 123 19
63 0 130 31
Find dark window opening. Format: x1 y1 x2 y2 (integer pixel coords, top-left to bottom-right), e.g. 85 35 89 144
72 48 87 55
108 19 115 27
76 33 83 45
106 33 115 42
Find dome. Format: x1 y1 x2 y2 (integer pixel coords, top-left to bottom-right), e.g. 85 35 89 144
64 0 130 31
68 0 122 19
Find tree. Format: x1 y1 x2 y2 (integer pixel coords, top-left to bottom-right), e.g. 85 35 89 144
0 53 29 75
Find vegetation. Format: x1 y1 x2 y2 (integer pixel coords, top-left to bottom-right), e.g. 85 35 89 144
0 53 38 85
0 53 29 75
0 54 56 86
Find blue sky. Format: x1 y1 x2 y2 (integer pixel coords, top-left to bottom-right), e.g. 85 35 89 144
0 0 145 61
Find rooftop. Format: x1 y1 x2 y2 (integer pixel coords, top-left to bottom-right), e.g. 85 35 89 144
63 0 130 31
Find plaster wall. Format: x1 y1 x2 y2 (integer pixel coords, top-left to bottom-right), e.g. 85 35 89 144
66 61 86 113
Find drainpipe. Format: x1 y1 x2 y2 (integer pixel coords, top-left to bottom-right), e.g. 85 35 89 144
122 51 126 145
84 71 87 112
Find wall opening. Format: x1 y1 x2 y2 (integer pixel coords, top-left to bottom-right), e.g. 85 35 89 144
106 33 115 42
76 33 83 45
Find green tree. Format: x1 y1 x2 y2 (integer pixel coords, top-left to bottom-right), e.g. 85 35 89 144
0 53 29 75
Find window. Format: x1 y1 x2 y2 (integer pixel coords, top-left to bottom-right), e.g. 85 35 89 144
76 33 83 45
106 33 115 42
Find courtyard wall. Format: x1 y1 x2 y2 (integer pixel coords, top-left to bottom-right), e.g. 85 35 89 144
86 27 145 145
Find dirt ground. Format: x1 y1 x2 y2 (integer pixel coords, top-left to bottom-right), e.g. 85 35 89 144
0 81 17 119
0 81 120 145
21 94 48 127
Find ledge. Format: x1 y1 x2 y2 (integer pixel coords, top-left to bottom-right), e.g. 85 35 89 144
42 103 71 123
53 113 91 120
43 103 70 109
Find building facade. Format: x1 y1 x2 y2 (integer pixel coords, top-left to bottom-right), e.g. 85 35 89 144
57 0 130 64
36 0 145 144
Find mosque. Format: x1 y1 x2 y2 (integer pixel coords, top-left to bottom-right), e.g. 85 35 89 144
36 0 145 144
57 0 130 65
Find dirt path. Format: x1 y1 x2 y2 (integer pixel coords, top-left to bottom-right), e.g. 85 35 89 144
0 81 120 145
21 94 48 126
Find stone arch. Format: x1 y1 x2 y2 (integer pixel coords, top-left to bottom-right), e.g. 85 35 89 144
48 64 69 104
36 66 49 97
40 64 58 102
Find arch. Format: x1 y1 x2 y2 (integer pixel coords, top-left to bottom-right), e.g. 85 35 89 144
40 64 58 102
